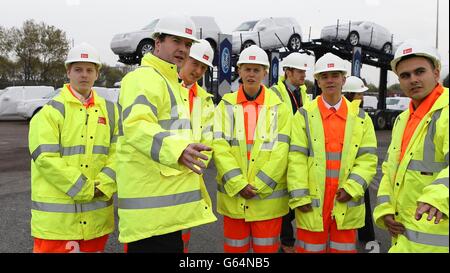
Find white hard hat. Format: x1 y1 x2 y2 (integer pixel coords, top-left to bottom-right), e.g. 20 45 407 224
237 45 269 68
313 53 347 80
282 52 310 71
390 39 441 75
342 76 368 93
152 15 199 42
189 39 214 67
65 42 102 69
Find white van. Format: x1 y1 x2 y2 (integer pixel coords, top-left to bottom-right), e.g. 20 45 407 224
386 97 411 111
0 86 54 120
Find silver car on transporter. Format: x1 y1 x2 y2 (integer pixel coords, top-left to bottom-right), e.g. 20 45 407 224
320 20 394 54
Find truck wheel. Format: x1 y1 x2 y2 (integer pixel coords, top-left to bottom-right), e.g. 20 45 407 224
375 113 387 130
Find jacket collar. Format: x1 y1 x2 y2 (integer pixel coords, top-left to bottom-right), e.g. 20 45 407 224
141 53 179 84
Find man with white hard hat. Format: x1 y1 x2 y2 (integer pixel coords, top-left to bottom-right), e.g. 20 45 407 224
271 52 311 114
178 39 216 253
117 15 217 253
270 52 311 253
373 40 449 253
288 53 377 253
213 45 291 253
29 42 119 253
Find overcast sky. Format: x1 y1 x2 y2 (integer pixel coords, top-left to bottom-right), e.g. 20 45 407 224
1 0 448 86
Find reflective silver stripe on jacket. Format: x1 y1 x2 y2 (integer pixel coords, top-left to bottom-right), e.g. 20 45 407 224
289 189 310 199
347 197 364 207
92 145 109 155
407 109 447 173
358 108 366 119
150 131 173 163
66 174 87 198
152 68 179 119
117 102 124 136
252 236 279 246
32 199 113 213
47 100 65 117
251 189 288 200
357 147 377 158
348 173 368 190
111 135 118 143
222 168 242 185
122 95 158 121
118 190 202 209
256 171 277 190
298 108 314 157
158 118 191 130
311 199 320 207
330 241 356 251
326 152 341 161
270 86 283 101
61 145 85 156
326 169 340 178
31 144 60 161
213 132 226 140
289 145 309 156
105 100 115 142
431 177 449 188
225 237 251 248
202 125 212 135
101 167 116 181
404 228 449 247
377 195 390 205
278 134 290 144
295 240 326 252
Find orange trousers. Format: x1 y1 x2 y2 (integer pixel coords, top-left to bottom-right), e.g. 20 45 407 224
295 180 357 253
223 216 282 253
33 234 109 253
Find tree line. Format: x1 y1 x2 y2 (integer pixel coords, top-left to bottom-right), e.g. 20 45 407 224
0 20 126 89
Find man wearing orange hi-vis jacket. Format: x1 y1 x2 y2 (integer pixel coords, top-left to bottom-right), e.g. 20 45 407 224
288 53 377 253
213 45 291 253
373 40 449 253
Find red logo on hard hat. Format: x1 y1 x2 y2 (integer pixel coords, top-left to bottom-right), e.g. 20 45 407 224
327 63 335 68
185 28 193 35
403 48 413 54
203 54 209 61
81 53 89 58
249 56 256 60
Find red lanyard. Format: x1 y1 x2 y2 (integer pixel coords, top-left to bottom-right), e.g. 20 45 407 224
287 88 300 109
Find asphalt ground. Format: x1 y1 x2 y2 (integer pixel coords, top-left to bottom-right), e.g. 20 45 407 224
0 120 392 253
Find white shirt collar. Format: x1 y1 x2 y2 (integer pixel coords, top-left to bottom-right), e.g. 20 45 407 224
322 96 343 110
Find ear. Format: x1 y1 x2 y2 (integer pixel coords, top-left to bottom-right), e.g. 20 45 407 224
433 68 440 82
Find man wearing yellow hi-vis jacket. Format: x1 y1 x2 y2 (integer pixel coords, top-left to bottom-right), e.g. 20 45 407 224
373 40 449 253
288 53 377 253
213 45 291 253
29 43 119 253
116 15 217 253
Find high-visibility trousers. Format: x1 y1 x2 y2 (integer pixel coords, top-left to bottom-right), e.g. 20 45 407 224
182 229 191 253
223 216 282 253
33 234 109 253
295 179 357 253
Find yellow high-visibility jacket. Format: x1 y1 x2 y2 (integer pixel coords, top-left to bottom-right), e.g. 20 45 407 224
270 76 310 115
213 86 291 221
29 84 118 240
116 53 217 243
288 96 377 231
373 87 449 253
